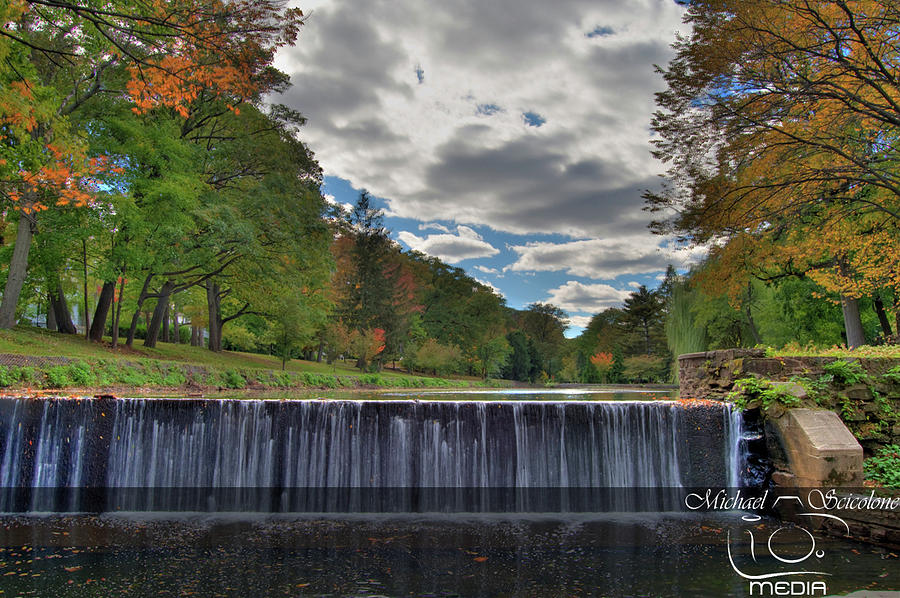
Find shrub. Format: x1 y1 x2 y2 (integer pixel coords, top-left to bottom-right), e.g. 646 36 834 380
359 373 390 387
270 371 295 387
822 359 869 385
422 377 453 388
302 372 338 388
16 366 38 386
882 365 900 384
161 368 187 386
0 366 14 387
221 369 246 389
44 366 73 388
728 377 801 411
864 445 900 488
68 361 96 386
117 366 151 387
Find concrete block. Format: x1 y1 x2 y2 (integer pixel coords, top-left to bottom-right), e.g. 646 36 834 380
768 408 863 487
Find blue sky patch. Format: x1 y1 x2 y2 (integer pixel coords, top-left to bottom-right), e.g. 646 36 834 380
522 112 546 127
476 103 502 116
586 25 615 38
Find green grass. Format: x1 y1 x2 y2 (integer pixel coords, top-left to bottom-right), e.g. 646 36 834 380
767 343 900 359
0 326 360 374
0 326 502 392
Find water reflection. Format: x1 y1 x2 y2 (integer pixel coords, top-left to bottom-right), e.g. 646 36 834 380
0 514 893 597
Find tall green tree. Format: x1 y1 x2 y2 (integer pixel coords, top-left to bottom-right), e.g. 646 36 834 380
622 286 665 356
520 303 568 378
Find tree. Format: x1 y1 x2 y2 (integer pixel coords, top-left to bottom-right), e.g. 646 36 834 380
345 191 390 326
408 338 461 377
622 286 664 356
473 335 511 380
338 191 405 368
590 351 614 383
610 344 625 383
351 328 386 372
521 303 568 378
646 0 900 347
502 330 537 382
0 0 305 329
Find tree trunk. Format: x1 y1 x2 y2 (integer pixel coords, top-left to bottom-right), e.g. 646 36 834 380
82 239 90 338
126 273 153 347
111 274 126 349
744 303 762 345
144 280 174 348
0 213 35 328
161 303 170 343
873 295 893 337
89 281 116 342
316 340 324 363
50 277 77 334
191 325 200 347
46 294 56 331
172 312 179 344
840 295 866 349
894 295 900 340
206 282 223 352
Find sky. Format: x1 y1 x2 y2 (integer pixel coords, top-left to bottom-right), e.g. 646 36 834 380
274 0 703 337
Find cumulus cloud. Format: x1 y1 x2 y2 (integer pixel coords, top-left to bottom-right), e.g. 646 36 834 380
397 225 500 263
506 236 706 278
567 315 595 328
545 281 632 313
419 222 451 233
474 265 500 275
473 277 504 297
323 193 354 214
275 0 686 238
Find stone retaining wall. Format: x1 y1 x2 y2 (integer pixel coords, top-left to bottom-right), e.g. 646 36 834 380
678 349 900 454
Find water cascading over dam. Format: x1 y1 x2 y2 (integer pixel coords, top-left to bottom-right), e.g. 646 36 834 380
0 397 737 513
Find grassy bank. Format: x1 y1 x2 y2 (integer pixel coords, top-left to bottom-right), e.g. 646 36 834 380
0 327 507 395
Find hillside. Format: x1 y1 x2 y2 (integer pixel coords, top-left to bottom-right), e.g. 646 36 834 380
0 327 499 395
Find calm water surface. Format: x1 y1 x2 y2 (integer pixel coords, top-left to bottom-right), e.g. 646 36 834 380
0 513 896 597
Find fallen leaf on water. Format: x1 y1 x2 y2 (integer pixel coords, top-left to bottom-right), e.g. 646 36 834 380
64 566 82 573
473 556 488 562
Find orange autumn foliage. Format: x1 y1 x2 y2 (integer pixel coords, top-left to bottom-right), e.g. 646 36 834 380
590 352 614 368
373 328 386 355
1 0 303 214
3 145 115 214
676 398 721 408
124 0 304 118
649 0 900 305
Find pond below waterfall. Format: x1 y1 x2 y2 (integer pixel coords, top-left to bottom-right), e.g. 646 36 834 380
0 514 896 597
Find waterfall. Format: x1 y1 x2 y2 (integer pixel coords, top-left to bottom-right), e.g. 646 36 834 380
0 397 731 513
724 404 746 488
